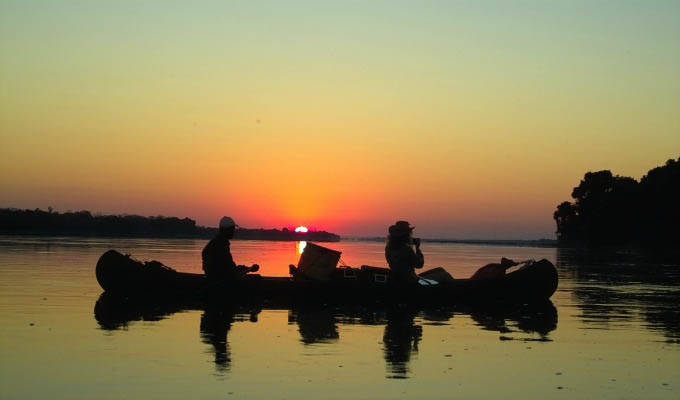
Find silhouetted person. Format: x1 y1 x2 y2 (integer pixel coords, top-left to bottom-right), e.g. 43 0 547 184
385 221 424 284
470 257 520 280
202 216 258 282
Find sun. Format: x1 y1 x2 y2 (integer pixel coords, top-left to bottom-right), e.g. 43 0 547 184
295 226 308 233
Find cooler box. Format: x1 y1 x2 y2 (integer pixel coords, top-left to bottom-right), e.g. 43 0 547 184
297 242 342 281
360 265 392 284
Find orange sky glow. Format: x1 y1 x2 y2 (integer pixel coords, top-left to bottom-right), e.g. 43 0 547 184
1 2 679 238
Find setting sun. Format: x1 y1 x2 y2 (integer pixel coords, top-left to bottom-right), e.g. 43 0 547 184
295 226 309 233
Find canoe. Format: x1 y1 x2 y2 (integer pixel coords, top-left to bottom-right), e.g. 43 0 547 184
95 249 558 305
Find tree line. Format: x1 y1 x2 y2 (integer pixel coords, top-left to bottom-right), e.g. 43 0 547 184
0 208 340 241
554 157 679 248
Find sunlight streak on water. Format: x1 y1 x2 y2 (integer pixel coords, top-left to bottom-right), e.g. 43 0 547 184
297 241 307 254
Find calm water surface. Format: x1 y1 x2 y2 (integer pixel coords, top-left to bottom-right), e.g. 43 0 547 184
1 236 678 399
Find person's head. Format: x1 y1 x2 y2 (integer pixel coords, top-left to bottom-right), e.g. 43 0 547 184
387 220 414 246
218 216 238 238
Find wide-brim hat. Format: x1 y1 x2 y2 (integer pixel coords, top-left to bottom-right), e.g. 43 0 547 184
219 216 239 229
389 220 415 237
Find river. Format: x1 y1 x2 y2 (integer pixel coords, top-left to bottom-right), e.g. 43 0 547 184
0 236 678 399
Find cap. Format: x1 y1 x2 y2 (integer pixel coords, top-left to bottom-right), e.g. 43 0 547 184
219 216 238 229
388 220 415 237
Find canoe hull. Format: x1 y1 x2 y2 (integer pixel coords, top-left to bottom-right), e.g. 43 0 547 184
95 250 558 305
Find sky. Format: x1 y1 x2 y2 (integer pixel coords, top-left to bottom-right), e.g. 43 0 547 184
1 1 679 239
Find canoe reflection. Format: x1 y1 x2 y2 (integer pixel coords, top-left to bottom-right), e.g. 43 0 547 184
288 307 340 344
94 294 558 378
468 302 558 339
93 292 190 330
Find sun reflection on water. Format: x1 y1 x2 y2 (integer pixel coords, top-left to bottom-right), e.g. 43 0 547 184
297 241 307 254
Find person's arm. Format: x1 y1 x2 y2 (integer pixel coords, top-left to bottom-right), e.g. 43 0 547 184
224 243 258 272
224 243 238 269
412 241 424 269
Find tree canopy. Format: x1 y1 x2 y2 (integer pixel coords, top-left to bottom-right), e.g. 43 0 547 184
554 158 679 248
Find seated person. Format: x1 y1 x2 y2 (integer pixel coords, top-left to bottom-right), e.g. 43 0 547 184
470 257 519 280
385 221 424 284
202 216 258 281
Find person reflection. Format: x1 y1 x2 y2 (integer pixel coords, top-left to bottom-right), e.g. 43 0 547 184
200 305 260 374
289 306 339 344
383 307 422 379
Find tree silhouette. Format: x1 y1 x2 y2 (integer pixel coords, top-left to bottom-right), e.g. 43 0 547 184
639 158 680 247
553 201 579 242
554 157 679 249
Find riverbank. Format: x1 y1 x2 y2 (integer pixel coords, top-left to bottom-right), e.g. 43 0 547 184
0 208 340 242
347 236 558 248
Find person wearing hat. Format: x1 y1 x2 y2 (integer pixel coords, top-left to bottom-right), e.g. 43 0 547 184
385 221 424 284
202 216 258 281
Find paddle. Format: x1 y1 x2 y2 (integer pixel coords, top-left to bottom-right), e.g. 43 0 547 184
502 258 534 268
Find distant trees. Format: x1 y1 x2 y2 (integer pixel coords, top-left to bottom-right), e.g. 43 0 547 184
0 208 199 238
554 158 679 248
0 208 341 241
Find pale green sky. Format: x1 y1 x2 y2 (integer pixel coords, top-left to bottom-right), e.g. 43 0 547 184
1 1 679 238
